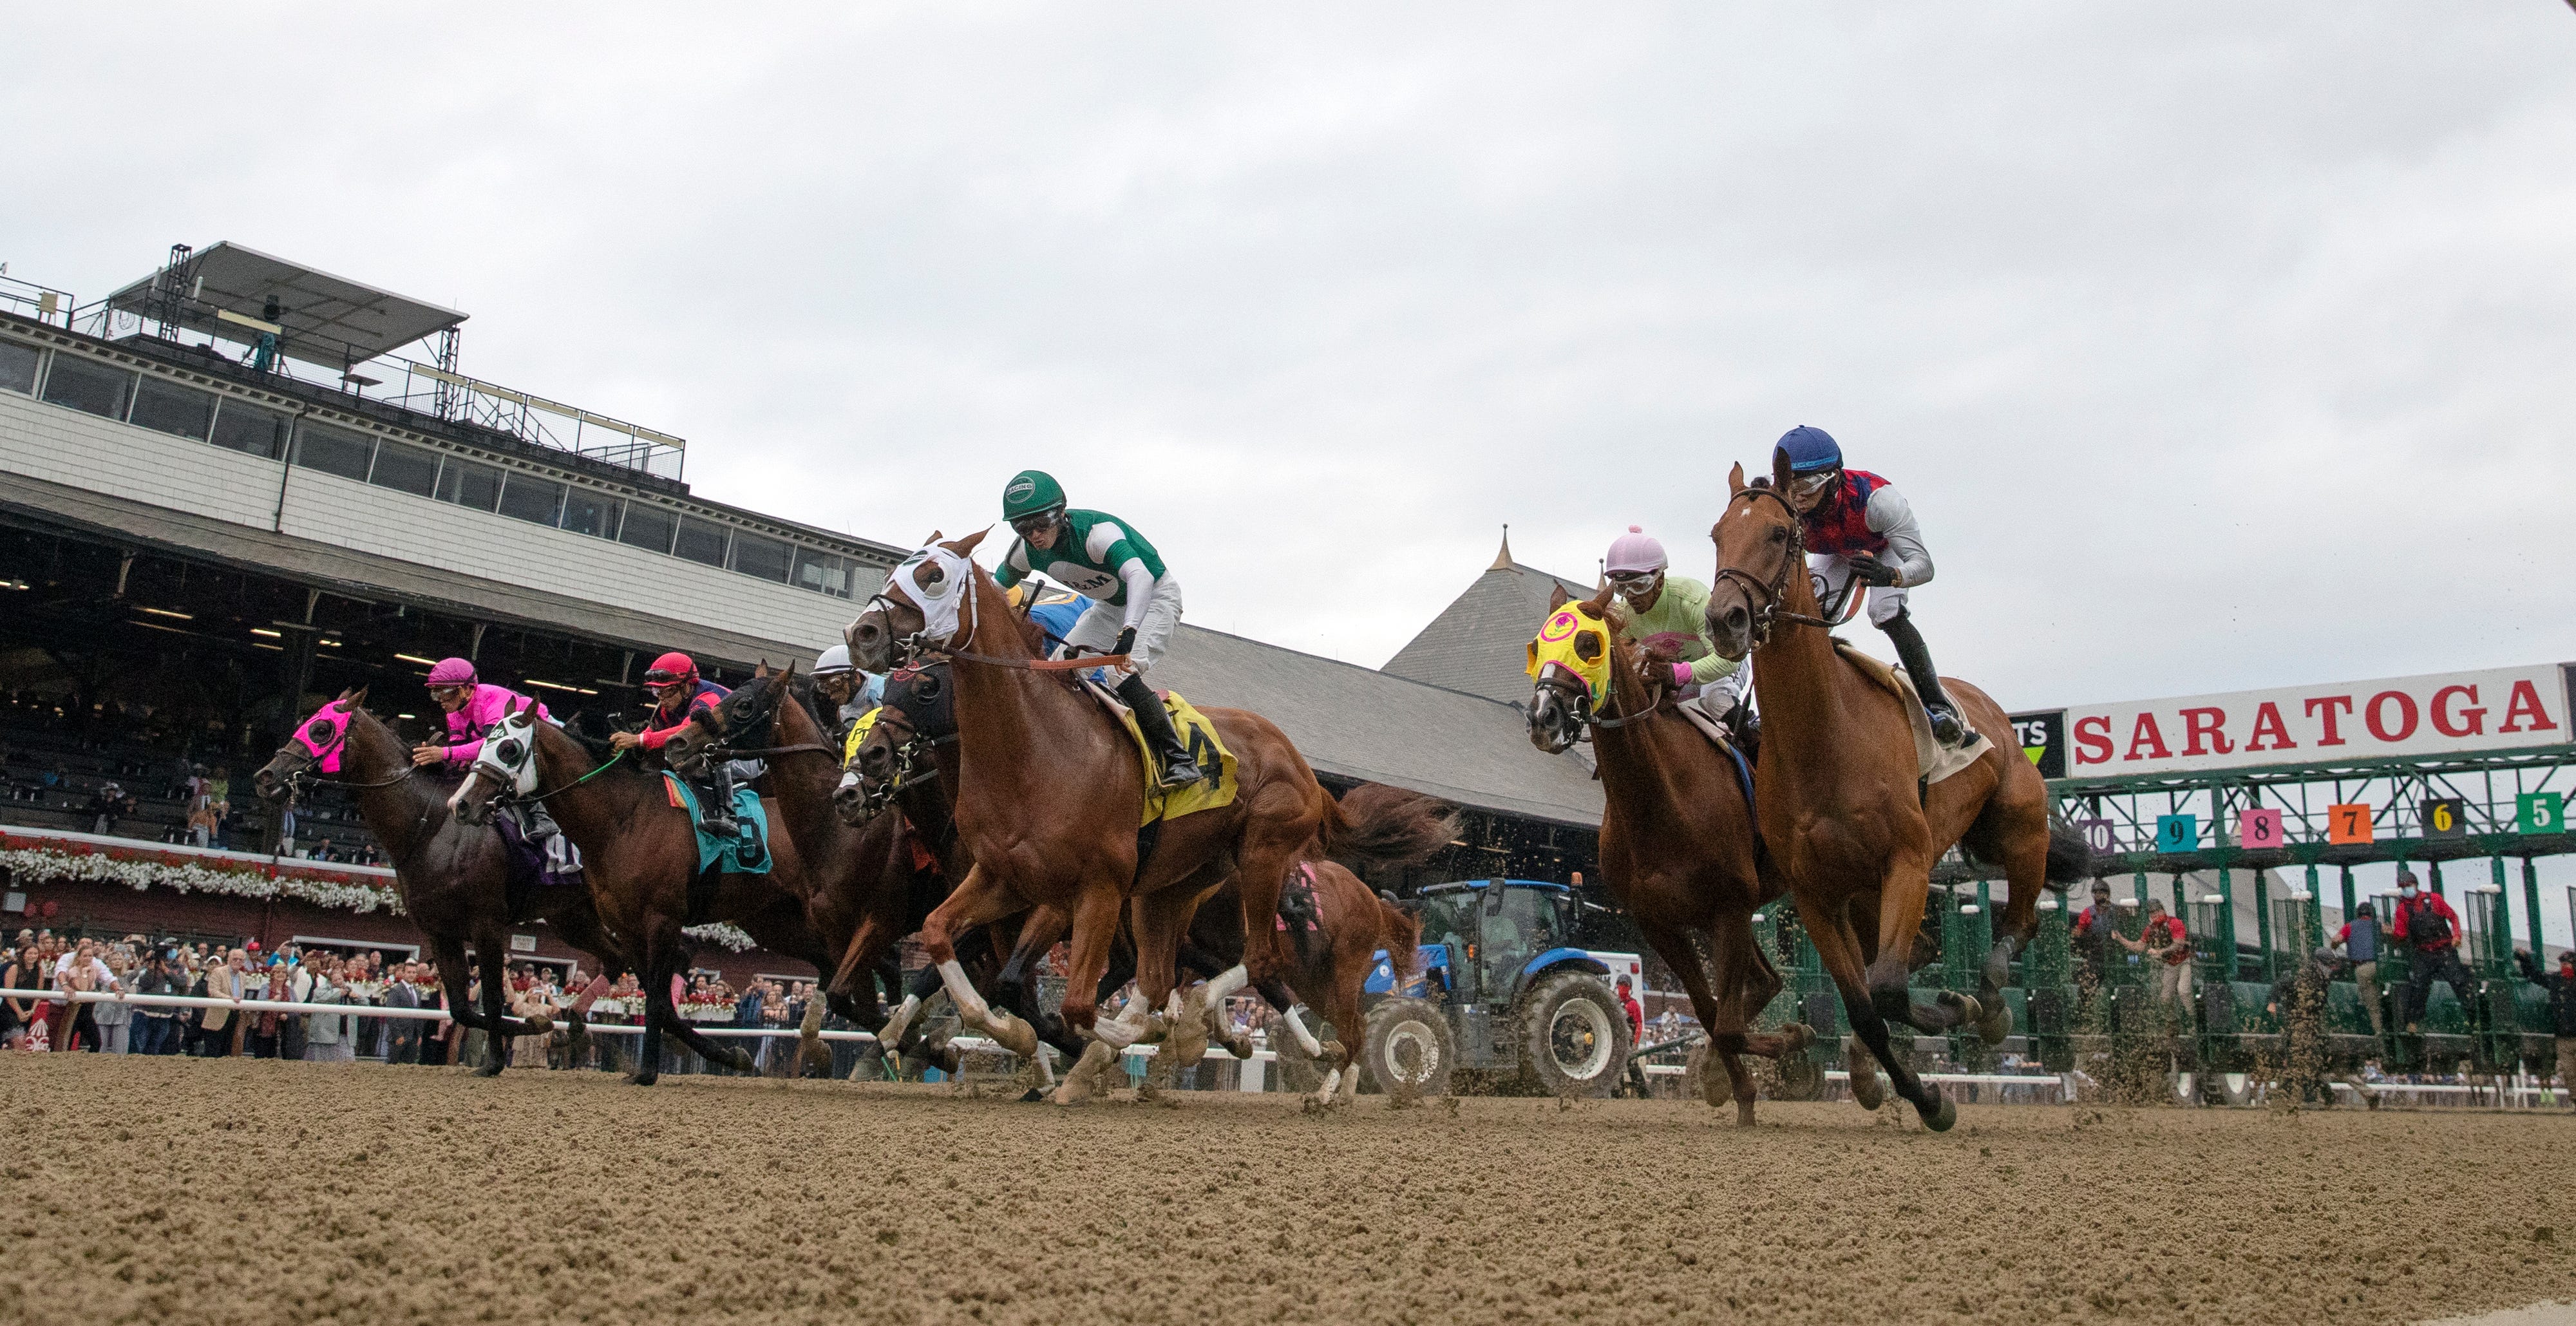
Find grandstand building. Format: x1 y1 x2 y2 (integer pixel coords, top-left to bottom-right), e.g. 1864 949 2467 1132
1 242 1604 981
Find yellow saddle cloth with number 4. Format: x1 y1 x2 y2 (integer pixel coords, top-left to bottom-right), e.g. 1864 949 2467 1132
1115 688 1238 826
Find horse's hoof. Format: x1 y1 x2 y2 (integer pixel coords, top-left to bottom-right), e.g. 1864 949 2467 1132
474 1061 504 1079
1781 1022 1815 1054
727 1048 759 1075
1975 999 2014 1047
987 1014 1039 1061
628 1073 658 1088
1844 1034 1884 1111
1921 1094 1958 1133
1734 1101 1757 1128
1018 1088 1046 1103
518 1013 553 1036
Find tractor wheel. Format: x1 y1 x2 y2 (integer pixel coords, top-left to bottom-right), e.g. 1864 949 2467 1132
1517 971 1631 1097
1360 997 1455 1097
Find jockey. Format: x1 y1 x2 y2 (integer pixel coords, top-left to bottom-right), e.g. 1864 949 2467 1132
994 469 1205 787
412 657 571 860
1774 425 1968 746
1603 526 1753 743
810 644 884 746
609 652 741 836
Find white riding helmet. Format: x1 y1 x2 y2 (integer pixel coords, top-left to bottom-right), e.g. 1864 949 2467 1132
813 644 855 676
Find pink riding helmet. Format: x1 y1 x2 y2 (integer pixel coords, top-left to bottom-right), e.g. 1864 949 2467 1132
1605 526 1667 576
426 657 477 687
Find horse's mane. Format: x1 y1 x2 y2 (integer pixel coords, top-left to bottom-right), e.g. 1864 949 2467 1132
563 709 621 762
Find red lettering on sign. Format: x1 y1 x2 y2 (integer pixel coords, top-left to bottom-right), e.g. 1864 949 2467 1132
2499 679 2557 735
2305 695 2354 746
2430 685 2485 738
2125 713 2172 762
2074 715 2112 765
2179 707 2233 755
2245 702 2297 752
2365 690 2418 743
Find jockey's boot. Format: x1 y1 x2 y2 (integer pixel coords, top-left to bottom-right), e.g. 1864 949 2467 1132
699 762 742 838
1727 699 1763 762
1880 609 1970 747
1116 672 1206 788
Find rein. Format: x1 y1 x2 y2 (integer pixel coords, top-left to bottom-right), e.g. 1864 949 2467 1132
1715 484 1841 649
520 748 629 804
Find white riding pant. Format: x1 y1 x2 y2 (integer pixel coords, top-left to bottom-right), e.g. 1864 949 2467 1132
1808 553 1909 627
1059 575 1184 674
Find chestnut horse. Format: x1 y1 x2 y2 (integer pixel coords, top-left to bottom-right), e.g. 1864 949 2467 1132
1523 585 1813 1123
844 533 1453 1083
252 690 631 1077
1702 456 2090 1129
451 703 822 1084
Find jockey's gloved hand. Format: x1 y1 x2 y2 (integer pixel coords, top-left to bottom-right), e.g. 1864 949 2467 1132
1669 663 1694 689
1112 627 1139 659
1844 553 1903 587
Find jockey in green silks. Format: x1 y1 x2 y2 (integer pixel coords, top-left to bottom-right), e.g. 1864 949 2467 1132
994 469 1207 788
1604 525 1756 746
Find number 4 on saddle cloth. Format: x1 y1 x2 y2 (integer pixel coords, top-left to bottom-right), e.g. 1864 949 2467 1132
659 772 774 875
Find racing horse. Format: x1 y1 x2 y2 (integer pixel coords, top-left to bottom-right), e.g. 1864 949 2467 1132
844 533 1454 1086
252 690 632 1076
1523 586 1815 1123
1701 456 2091 1129
450 703 826 1084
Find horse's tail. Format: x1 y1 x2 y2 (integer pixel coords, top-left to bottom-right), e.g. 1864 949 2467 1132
2043 812 2094 889
1316 782 1457 871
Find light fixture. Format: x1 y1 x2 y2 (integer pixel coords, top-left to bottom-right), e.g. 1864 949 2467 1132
138 607 192 620
250 628 281 639
317 638 342 647
397 714 416 720
523 679 593 694
395 653 437 667
3 579 30 591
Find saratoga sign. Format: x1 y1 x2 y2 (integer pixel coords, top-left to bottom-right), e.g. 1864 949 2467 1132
2014 663 2573 779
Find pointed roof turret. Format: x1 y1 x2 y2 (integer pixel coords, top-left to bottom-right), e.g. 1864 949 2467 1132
1488 524 1514 573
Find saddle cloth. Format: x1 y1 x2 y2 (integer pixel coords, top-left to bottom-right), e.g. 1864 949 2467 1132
659 772 775 875
1669 698 1759 812
1830 639 1993 787
1082 679 1242 826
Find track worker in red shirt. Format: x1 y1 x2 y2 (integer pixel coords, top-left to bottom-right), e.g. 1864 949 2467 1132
2389 869 2477 1034
609 652 741 838
2119 896 2193 1015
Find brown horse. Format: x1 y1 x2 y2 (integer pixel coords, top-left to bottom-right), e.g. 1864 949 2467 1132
449 702 823 1084
1249 858 1424 1104
1701 455 2090 1129
252 690 632 1077
844 533 1452 1088
1522 585 1813 1123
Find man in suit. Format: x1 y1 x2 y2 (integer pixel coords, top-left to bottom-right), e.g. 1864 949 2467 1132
198 948 245 1057
384 961 423 1064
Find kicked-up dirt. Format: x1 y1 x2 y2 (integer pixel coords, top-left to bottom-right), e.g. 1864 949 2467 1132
3 1054 2572 1325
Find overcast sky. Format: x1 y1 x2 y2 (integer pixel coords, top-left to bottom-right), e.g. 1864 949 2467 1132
6 4 2574 709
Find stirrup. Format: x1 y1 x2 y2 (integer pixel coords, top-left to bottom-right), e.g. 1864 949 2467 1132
1156 753 1208 788
1926 704 1969 747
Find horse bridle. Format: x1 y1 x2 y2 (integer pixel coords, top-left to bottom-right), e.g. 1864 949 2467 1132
866 582 1130 674
1530 627 1672 739
691 677 834 764
1713 484 1844 651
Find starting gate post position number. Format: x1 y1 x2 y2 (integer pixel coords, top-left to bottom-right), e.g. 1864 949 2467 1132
2238 808 2285 850
2517 791 2565 835
2155 814 2199 855
2329 804 2374 845
2422 797 2469 839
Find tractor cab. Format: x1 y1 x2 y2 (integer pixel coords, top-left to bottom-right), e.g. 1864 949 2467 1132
1400 878 1593 1005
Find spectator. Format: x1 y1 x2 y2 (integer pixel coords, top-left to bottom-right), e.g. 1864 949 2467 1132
2333 900 2387 1037
384 961 424 1064
244 964 293 1058
199 948 247 1057
2515 947 2575 1096
1615 974 1644 1045
281 956 313 1061
130 949 184 1055
3 942 44 1048
2391 871 2477 1033
2071 880 2122 985
2119 897 2193 1013
510 978 556 1069
50 938 116 1051
305 960 355 1063
94 945 135 1052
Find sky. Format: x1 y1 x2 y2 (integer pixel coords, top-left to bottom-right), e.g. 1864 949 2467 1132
4 3 2573 708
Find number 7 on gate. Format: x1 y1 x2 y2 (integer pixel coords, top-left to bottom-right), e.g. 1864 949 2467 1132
2328 802 2374 846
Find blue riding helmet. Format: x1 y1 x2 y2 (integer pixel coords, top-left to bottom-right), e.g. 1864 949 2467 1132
1775 425 1842 473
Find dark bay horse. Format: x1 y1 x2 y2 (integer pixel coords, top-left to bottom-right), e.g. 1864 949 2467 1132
1523 585 1812 1123
844 533 1453 1087
251 690 631 1077
449 703 825 1084
1702 456 2090 1130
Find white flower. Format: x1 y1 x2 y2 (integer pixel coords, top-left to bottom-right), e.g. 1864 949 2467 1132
0 840 404 916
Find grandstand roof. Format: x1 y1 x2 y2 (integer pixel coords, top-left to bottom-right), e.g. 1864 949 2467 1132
104 242 467 368
1381 531 1595 708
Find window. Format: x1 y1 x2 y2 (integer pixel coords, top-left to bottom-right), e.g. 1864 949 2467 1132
39 355 133 419
497 473 565 527
129 378 216 441
435 458 503 511
209 401 290 459
559 488 620 538
0 340 38 395
728 531 793 583
368 442 440 497
793 547 850 598
291 422 376 480
673 516 729 567
617 503 676 554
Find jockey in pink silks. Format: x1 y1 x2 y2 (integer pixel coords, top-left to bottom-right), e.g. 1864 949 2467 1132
412 658 578 871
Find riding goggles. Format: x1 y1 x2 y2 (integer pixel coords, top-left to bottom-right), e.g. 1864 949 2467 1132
1605 570 1659 591
1009 505 1065 539
1790 469 1839 500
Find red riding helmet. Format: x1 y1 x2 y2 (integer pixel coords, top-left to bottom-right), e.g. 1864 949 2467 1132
642 652 698 690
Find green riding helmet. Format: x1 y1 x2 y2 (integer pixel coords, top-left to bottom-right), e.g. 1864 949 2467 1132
1001 469 1067 523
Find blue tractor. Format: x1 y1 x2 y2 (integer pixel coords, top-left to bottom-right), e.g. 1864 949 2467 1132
1354 878 1638 1097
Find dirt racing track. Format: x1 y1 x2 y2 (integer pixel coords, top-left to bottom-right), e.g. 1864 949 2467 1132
6 1056 2573 1326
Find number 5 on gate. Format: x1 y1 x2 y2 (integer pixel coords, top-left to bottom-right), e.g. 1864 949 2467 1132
2328 803 2374 846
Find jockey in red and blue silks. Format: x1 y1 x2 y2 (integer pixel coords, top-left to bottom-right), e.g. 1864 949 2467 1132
609 652 741 837
412 657 552 768
1775 424 1969 747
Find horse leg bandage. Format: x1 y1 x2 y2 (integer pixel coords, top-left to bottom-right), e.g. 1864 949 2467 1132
1282 1006 1324 1059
